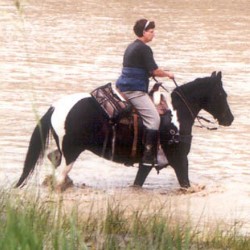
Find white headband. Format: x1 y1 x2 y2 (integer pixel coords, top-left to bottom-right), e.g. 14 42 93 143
144 20 150 31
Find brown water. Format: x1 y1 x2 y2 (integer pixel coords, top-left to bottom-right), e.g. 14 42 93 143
0 0 249 234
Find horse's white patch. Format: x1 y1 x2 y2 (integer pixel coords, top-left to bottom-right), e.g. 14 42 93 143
153 91 161 105
162 92 180 130
51 93 91 149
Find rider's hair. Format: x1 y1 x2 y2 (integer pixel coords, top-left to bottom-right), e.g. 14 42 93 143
133 19 155 37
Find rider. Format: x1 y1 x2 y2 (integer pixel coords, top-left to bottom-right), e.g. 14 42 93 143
116 18 175 168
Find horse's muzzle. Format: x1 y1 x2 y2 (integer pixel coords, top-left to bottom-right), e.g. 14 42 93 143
218 111 234 126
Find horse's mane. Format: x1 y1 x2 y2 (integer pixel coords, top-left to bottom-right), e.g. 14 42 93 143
173 77 214 96
171 76 214 105
177 76 212 92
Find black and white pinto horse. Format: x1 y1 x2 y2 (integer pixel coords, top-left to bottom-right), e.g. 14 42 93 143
16 71 234 191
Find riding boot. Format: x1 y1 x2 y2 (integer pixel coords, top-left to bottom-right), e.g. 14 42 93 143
142 129 158 167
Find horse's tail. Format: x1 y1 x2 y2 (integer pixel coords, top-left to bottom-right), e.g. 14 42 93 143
15 106 55 188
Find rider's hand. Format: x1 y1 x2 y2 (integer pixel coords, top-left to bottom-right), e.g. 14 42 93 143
152 68 175 79
166 71 175 80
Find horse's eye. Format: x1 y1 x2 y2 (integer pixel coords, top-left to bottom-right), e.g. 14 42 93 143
219 91 227 98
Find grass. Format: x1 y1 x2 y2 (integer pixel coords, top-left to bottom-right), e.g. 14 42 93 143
0 188 249 250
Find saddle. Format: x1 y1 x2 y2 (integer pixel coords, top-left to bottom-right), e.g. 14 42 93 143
91 83 178 163
91 82 169 123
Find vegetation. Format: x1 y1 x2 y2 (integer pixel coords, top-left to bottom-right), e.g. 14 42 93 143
0 188 249 250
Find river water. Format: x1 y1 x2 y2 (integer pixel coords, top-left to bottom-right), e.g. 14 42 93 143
0 0 249 235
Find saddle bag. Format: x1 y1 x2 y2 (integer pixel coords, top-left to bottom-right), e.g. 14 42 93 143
91 83 132 123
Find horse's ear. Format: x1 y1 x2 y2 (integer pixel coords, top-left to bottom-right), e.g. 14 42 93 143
211 71 216 77
217 71 222 80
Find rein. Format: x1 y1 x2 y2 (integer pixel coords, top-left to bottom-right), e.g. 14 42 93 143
172 78 218 130
154 77 218 130
173 89 217 130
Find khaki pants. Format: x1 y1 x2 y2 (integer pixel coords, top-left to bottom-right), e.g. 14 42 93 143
123 91 160 130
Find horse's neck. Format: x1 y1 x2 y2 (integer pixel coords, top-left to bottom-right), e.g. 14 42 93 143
175 79 209 134
180 79 210 114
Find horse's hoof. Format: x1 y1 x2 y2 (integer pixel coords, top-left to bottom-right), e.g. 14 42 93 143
192 184 206 192
179 184 206 194
43 175 74 192
65 176 74 187
55 184 64 193
75 183 86 189
128 184 142 189
42 175 55 188
57 176 74 192
55 184 68 193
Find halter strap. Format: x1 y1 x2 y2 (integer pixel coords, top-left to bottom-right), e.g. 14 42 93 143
173 89 218 130
153 77 218 130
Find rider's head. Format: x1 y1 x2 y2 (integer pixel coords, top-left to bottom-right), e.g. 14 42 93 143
133 19 155 38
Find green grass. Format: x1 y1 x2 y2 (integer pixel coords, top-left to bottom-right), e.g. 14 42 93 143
0 188 249 250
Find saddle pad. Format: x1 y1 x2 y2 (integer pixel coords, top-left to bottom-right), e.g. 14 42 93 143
91 83 132 122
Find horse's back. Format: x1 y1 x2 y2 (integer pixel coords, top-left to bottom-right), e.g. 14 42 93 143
51 93 107 142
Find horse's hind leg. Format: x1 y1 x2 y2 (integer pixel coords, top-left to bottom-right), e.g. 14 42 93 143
47 149 62 168
54 158 75 192
54 137 85 191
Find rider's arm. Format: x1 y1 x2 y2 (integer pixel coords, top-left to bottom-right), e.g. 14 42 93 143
152 68 174 79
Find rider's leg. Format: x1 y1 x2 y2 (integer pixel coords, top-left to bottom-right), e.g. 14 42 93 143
123 91 160 167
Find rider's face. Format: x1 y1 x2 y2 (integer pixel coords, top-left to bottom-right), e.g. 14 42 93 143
143 28 155 43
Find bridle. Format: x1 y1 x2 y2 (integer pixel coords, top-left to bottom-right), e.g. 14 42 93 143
154 77 218 130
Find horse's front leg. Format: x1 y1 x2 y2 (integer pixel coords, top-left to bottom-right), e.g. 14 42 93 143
133 163 153 187
172 154 190 188
165 143 191 188
167 144 206 193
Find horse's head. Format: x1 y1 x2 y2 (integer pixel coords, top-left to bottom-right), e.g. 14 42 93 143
203 71 234 126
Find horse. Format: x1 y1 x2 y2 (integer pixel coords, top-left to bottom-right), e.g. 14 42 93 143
15 71 234 191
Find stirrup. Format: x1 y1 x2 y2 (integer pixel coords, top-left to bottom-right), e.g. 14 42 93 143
142 162 155 167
